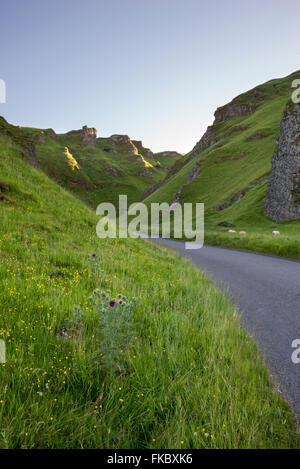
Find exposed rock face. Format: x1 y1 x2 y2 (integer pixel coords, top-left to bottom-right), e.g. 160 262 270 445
109 134 131 144
81 125 97 146
102 147 117 155
37 132 46 143
155 151 182 158
162 87 266 204
213 90 263 124
143 150 153 159
45 128 56 139
131 140 143 151
192 88 266 156
264 102 300 221
192 125 218 154
109 135 138 154
24 144 39 167
140 180 163 200
98 135 155 158
132 140 154 159
171 185 183 204
186 160 201 184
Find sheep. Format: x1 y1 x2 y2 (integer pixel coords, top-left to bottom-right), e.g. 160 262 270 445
239 231 246 235
272 230 280 236
228 229 236 233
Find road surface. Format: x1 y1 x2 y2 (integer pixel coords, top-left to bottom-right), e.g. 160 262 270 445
151 238 300 421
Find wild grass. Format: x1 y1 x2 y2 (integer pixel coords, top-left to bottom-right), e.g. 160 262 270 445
204 182 300 259
0 136 299 448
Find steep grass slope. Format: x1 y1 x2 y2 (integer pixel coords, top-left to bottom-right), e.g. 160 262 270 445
0 133 299 448
144 71 300 257
0 117 169 209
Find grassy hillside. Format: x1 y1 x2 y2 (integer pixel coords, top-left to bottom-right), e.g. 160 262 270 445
153 151 183 170
0 117 169 209
0 132 299 448
144 71 300 258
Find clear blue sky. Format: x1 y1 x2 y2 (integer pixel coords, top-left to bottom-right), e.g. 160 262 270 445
1 0 299 153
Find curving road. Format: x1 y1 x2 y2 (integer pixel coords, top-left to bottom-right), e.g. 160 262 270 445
151 238 300 421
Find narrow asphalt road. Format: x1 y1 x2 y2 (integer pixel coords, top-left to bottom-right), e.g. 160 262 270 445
151 238 300 421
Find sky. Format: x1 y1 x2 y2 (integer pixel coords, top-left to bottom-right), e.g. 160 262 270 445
1 0 300 153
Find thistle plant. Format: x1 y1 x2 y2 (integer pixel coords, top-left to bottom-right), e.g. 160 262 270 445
63 255 134 373
89 289 135 372
88 253 104 279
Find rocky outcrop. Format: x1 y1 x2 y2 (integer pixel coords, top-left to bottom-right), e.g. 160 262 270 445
109 134 131 145
171 186 183 204
154 151 182 159
191 87 267 157
213 89 264 124
45 128 56 139
37 132 46 143
81 125 97 146
143 150 154 159
109 135 139 154
186 160 201 184
24 144 39 167
132 139 143 150
132 140 154 159
264 102 300 221
169 161 202 204
37 129 57 143
140 180 164 200
102 147 117 155
192 124 218 154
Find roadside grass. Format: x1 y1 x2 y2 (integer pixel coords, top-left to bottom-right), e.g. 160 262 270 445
0 138 299 448
204 182 300 259
204 230 300 259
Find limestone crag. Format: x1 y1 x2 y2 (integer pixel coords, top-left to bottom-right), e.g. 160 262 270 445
37 132 46 143
155 151 182 159
45 128 57 140
132 140 154 159
140 180 163 200
264 102 300 221
213 88 264 124
81 125 97 146
192 87 267 156
109 135 139 154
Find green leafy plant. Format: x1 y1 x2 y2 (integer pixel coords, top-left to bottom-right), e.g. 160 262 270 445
89 289 135 372
88 253 104 278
